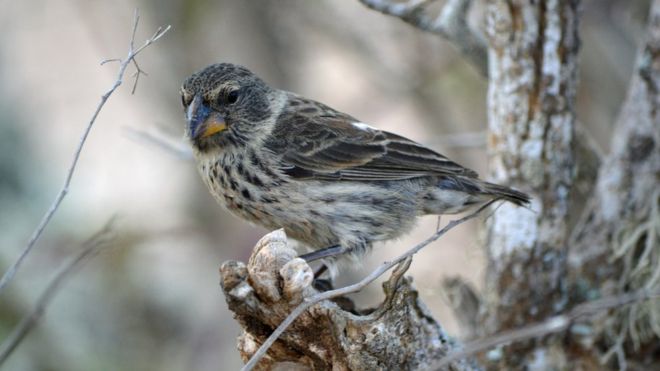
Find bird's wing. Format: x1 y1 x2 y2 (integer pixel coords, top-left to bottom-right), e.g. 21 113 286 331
266 96 478 181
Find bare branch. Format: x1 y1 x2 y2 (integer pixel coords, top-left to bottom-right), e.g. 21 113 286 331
358 0 487 75
123 127 194 161
100 58 121 65
241 200 498 371
431 288 660 369
0 10 170 294
0 220 115 365
130 58 148 94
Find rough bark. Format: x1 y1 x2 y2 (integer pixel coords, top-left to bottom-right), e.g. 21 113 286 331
478 0 660 369
480 0 581 368
568 1 660 368
219 230 477 370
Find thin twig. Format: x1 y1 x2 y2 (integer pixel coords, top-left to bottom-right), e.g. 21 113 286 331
241 200 498 371
123 127 194 161
0 10 170 294
100 58 121 65
0 220 115 365
430 288 660 370
130 58 148 94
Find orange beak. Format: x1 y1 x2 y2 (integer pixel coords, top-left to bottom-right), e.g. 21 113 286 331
200 115 227 138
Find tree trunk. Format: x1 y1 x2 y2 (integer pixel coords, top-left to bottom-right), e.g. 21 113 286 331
481 0 580 367
568 1 660 368
480 0 660 369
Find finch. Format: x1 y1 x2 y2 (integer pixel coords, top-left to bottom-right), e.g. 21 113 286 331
181 63 530 267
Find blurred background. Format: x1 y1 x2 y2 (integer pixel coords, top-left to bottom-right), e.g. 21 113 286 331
0 0 651 370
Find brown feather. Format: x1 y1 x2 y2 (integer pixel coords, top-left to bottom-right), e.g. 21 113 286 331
266 94 479 181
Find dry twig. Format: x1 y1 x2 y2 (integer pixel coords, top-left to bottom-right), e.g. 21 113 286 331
0 10 170 294
123 126 194 161
0 220 115 365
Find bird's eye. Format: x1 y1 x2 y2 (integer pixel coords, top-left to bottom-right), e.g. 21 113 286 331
226 90 239 104
180 92 192 108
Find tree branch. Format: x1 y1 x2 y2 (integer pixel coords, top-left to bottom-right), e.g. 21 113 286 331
358 0 487 75
0 10 170 294
0 221 115 365
123 126 194 161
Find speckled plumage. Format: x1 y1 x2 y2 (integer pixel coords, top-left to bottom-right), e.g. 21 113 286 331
181 63 530 267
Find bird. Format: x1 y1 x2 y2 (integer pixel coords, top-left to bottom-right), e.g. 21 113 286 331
181 63 530 271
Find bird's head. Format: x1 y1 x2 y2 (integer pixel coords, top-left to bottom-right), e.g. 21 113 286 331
181 63 276 153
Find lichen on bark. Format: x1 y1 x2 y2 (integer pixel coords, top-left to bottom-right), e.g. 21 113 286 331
481 0 582 367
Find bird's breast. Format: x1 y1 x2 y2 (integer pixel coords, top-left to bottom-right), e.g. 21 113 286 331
196 150 289 228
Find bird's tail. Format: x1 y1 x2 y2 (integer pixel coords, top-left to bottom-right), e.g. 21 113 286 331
482 181 531 207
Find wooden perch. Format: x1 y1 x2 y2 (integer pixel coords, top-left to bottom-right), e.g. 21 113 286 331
219 230 478 370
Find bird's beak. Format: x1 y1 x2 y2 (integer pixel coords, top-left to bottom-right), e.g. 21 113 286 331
200 117 227 138
187 95 227 139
